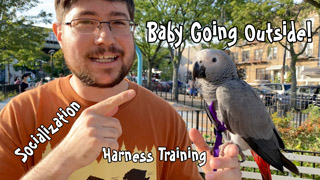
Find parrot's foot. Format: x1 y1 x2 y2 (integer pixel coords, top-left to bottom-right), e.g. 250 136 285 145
219 142 246 163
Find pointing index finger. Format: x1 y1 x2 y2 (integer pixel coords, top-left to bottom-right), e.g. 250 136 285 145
89 89 136 116
189 128 210 152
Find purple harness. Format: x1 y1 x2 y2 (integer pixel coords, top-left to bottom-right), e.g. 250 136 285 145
208 102 227 158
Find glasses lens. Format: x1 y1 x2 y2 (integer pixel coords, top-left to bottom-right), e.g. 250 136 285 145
69 19 136 34
71 19 99 34
110 20 135 34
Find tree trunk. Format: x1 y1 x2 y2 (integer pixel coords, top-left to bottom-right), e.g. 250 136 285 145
290 55 297 109
281 42 287 83
7 59 10 85
172 61 179 102
147 62 152 89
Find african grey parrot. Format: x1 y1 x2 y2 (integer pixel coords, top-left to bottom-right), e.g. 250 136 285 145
192 49 299 180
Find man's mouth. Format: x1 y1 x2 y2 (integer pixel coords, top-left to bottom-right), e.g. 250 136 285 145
90 55 118 63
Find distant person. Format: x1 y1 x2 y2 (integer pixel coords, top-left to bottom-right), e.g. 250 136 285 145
189 81 196 98
20 74 31 93
14 77 21 85
35 78 43 87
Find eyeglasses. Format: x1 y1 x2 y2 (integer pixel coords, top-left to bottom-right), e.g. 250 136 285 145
64 19 137 35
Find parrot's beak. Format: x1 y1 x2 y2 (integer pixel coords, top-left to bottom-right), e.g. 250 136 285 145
192 61 206 80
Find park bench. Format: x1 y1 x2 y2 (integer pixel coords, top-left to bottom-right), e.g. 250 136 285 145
241 150 320 180
194 145 320 179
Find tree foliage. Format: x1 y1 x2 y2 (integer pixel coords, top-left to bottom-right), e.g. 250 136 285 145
135 0 216 100
135 0 165 88
0 0 51 84
52 49 70 76
305 0 320 8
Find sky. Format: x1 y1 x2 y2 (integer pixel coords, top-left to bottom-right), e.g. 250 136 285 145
26 0 56 28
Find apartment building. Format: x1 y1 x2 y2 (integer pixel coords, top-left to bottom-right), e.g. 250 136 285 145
230 13 320 86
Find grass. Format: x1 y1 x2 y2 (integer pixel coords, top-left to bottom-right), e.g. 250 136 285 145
0 90 17 101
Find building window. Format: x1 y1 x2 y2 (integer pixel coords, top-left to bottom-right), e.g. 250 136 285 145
256 68 269 80
302 17 314 31
296 66 304 80
268 47 277 60
230 52 239 63
299 42 313 57
242 50 249 62
254 49 263 61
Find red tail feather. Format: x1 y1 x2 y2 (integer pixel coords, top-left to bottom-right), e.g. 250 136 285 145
251 150 272 180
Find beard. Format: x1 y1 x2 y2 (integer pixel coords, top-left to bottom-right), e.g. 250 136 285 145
66 45 135 88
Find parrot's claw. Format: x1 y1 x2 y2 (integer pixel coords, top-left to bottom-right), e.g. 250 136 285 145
238 149 246 163
219 142 246 163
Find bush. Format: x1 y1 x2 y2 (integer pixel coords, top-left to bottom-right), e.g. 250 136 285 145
272 105 320 152
0 90 17 101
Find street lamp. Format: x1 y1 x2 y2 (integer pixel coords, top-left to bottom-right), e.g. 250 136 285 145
48 49 55 81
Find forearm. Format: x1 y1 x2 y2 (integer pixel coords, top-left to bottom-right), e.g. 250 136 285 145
20 145 75 180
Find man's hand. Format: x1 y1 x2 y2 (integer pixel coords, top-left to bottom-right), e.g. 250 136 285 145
21 89 136 180
189 128 242 180
57 89 136 171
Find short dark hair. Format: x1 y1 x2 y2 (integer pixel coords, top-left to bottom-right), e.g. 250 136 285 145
55 0 135 23
22 73 30 79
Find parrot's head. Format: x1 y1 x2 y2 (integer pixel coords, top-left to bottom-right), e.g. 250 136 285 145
192 49 238 84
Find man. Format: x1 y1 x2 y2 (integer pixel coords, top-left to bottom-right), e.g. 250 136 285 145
0 0 241 179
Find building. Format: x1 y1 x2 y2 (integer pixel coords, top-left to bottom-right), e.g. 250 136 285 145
43 31 61 54
229 13 320 86
179 45 202 84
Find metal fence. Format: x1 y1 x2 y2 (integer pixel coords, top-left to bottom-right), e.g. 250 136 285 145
146 82 320 179
145 82 317 127
0 84 19 99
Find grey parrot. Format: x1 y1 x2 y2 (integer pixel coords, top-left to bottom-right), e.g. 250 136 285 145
192 49 299 180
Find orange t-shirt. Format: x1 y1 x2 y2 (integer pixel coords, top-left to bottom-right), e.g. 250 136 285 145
0 75 202 180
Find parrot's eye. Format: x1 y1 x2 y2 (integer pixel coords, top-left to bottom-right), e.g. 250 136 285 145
199 61 202 63
212 57 217 62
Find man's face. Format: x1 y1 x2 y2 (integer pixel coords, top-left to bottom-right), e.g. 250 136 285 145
54 0 135 88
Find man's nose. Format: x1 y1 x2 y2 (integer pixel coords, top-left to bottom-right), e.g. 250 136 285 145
94 23 116 45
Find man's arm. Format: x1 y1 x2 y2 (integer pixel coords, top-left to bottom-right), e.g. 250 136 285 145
21 145 74 180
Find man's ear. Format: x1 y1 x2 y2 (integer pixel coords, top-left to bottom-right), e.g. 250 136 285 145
53 22 63 49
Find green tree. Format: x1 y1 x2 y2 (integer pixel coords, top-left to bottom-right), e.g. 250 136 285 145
305 0 320 8
0 0 51 84
159 59 173 81
135 0 167 88
136 0 216 101
130 56 148 78
53 49 70 76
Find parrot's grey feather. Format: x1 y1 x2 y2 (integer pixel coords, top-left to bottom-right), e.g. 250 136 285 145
217 79 293 173
193 49 299 175
216 80 274 139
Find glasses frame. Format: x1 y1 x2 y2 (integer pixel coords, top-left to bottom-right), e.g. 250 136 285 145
64 19 137 34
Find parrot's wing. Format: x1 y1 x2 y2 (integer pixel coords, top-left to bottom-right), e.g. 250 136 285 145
216 80 286 172
204 100 220 128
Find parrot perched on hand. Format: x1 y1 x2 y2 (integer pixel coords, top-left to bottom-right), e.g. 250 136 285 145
192 49 299 180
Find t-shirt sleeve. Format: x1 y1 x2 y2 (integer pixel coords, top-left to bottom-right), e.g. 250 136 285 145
0 101 30 179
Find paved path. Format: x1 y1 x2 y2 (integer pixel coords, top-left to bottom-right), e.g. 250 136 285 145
0 97 14 110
